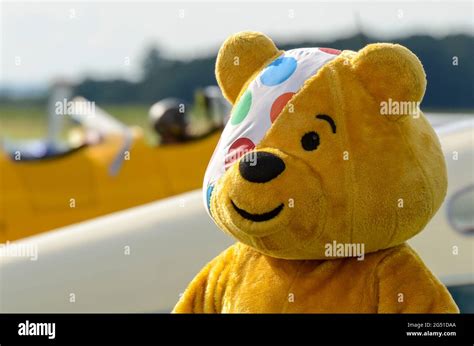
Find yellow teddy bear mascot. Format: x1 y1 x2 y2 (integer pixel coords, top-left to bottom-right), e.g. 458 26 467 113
173 31 459 313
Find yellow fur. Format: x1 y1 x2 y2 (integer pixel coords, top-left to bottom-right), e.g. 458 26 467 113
173 32 459 313
174 243 457 313
216 31 282 104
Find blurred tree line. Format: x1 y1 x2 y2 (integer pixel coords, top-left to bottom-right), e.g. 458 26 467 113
74 33 473 110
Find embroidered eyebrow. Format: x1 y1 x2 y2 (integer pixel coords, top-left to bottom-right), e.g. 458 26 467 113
316 114 336 134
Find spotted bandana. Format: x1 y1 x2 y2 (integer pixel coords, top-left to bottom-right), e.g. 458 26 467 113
204 47 341 215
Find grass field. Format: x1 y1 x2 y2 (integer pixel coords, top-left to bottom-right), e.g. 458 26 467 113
2 104 471 144
0 104 155 142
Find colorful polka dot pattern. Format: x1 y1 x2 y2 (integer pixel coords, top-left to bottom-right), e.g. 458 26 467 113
225 137 255 170
204 47 341 214
260 57 297 86
230 90 252 125
206 184 214 213
270 92 295 123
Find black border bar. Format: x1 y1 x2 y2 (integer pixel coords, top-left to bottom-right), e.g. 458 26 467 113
0 313 472 345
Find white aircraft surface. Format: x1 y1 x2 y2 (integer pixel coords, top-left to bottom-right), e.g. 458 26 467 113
0 114 473 313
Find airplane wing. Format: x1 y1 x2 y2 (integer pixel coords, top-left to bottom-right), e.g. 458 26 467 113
0 113 472 313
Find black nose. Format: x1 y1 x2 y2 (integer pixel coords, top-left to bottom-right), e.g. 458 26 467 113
239 151 285 183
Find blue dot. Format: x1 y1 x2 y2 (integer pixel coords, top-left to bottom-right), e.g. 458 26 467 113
260 57 297 86
206 184 214 212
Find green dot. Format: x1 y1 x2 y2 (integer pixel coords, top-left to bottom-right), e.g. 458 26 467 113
231 90 252 125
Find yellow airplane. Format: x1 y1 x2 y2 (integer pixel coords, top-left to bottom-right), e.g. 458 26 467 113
0 96 222 242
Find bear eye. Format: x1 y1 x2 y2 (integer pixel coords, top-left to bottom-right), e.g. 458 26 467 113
301 132 320 151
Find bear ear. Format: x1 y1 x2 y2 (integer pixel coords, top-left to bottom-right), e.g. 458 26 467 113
351 43 426 107
216 31 281 104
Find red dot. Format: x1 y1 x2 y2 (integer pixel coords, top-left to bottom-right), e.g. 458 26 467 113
319 47 341 55
225 137 255 170
270 92 295 123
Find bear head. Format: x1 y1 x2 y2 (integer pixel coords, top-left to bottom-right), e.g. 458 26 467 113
204 31 447 260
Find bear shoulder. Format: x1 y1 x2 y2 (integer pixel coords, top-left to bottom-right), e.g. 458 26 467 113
375 244 458 313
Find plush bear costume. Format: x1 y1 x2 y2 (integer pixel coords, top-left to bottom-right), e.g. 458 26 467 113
173 32 459 313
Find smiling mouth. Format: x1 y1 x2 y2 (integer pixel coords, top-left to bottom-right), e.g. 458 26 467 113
231 200 284 222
